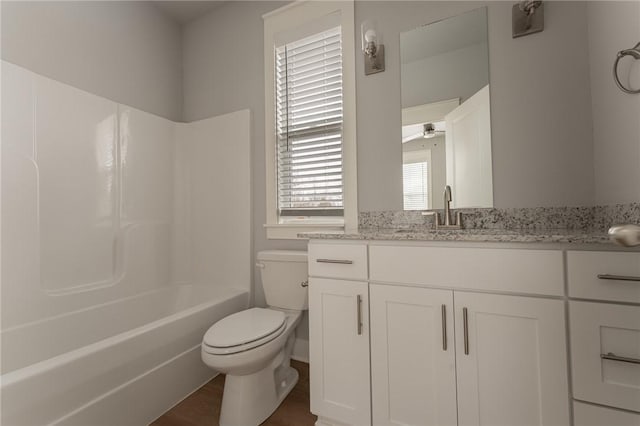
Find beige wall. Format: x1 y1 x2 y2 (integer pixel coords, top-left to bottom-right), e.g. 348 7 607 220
402 42 489 108
588 2 640 205
356 1 595 211
181 1 308 337
1 1 183 121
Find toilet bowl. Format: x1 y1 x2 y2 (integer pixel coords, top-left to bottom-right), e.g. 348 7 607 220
201 250 308 426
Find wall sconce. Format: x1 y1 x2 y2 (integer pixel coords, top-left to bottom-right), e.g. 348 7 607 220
512 0 544 38
361 21 385 75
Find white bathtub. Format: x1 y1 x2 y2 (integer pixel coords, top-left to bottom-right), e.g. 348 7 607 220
1 284 249 426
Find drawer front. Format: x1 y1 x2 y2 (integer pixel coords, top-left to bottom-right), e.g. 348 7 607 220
573 401 640 426
308 243 368 280
369 245 564 296
568 251 640 303
570 301 640 412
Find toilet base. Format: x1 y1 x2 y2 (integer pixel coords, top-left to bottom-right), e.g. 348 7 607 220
218 336 299 426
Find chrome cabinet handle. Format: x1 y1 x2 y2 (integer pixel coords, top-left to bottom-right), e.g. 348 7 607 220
463 307 469 355
316 258 353 264
598 274 640 282
601 352 640 365
356 295 363 335
441 304 447 351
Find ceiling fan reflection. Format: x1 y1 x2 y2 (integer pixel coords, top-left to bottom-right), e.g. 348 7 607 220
402 123 445 143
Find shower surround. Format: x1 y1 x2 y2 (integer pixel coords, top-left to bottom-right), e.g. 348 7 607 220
1 61 251 425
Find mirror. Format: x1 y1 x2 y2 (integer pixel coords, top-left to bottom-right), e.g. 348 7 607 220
400 7 492 210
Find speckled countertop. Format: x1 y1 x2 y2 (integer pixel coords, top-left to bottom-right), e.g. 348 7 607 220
299 228 613 244
299 204 640 245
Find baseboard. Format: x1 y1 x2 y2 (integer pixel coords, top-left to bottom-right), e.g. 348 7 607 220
292 338 309 363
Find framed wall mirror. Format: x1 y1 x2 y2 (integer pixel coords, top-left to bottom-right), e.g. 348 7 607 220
400 7 493 210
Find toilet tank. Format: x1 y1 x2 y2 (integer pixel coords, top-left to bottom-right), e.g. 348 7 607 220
257 250 308 310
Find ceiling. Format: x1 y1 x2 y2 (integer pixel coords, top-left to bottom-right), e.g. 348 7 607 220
152 1 227 25
400 7 488 64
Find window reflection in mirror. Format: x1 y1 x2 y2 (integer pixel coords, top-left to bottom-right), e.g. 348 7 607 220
400 7 493 210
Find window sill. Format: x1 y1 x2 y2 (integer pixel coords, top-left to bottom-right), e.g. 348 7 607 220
264 223 345 240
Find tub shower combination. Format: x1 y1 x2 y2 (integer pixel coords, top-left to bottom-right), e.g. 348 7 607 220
1 61 251 425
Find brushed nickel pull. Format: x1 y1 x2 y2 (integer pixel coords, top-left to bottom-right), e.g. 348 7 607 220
463 307 469 355
356 295 363 335
597 274 640 282
441 304 447 351
316 258 353 265
601 352 640 365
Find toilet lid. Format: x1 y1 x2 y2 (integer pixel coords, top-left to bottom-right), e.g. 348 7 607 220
203 308 286 350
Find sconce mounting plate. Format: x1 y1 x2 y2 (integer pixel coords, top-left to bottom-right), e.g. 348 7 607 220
365 45 385 75
512 2 544 38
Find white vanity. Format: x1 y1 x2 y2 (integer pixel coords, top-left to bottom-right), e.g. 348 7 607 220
306 239 640 426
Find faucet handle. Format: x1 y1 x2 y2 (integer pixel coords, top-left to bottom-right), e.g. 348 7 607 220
421 211 441 229
438 211 464 230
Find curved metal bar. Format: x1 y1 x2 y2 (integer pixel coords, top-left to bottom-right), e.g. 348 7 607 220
613 42 640 94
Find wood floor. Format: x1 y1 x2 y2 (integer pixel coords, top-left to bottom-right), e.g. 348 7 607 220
151 360 316 426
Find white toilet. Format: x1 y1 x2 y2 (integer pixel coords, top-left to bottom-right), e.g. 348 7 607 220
201 250 308 426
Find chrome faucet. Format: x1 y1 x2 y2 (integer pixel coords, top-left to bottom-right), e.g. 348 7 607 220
444 185 453 226
440 185 462 230
421 185 463 230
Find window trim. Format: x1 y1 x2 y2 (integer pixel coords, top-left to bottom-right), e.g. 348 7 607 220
264 1 357 240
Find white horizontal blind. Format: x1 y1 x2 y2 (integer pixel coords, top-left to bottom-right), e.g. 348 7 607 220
403 162 428 210
276 26 343 217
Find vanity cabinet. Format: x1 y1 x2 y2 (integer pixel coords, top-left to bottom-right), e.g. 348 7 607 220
369 285 457 426
309 277 371 426
454 292 568 426
567 250 640 418
570 301 640 413
309 241 572 426
369 286 568 426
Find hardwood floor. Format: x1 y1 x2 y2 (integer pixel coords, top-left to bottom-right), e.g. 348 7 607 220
151 360 316 426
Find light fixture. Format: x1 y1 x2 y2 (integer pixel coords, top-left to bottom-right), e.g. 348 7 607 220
402 123 445 143
512 0 544 38
423 123 437 139
361 20 385 75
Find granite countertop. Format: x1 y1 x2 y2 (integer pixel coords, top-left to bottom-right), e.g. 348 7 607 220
299 204 639 245
299 228 613 244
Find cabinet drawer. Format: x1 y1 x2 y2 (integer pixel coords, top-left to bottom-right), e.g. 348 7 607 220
568 251 640 303
369 245 563 296
308 243 367 280
570 301 640 412
573 401 640 426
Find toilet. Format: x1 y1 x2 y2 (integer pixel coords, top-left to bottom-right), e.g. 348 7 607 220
201 250 308 426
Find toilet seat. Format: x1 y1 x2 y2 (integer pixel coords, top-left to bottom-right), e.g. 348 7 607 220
203 308 287 355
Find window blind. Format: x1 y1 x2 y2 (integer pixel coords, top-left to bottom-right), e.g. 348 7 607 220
276 26 344 217
403 162 429 210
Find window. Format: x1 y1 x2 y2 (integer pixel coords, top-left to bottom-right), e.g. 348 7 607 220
403 161 429 210
276 27 344 218
264 1 357 239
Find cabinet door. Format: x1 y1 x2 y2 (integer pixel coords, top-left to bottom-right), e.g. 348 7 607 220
455 292 570 426
570 301 640 412
370 285 457 426
309 278 371 425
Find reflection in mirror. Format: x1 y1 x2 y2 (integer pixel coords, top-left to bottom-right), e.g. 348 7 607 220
400 7 493 210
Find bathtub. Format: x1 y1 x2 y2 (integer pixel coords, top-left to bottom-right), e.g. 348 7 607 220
1 284 249 426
